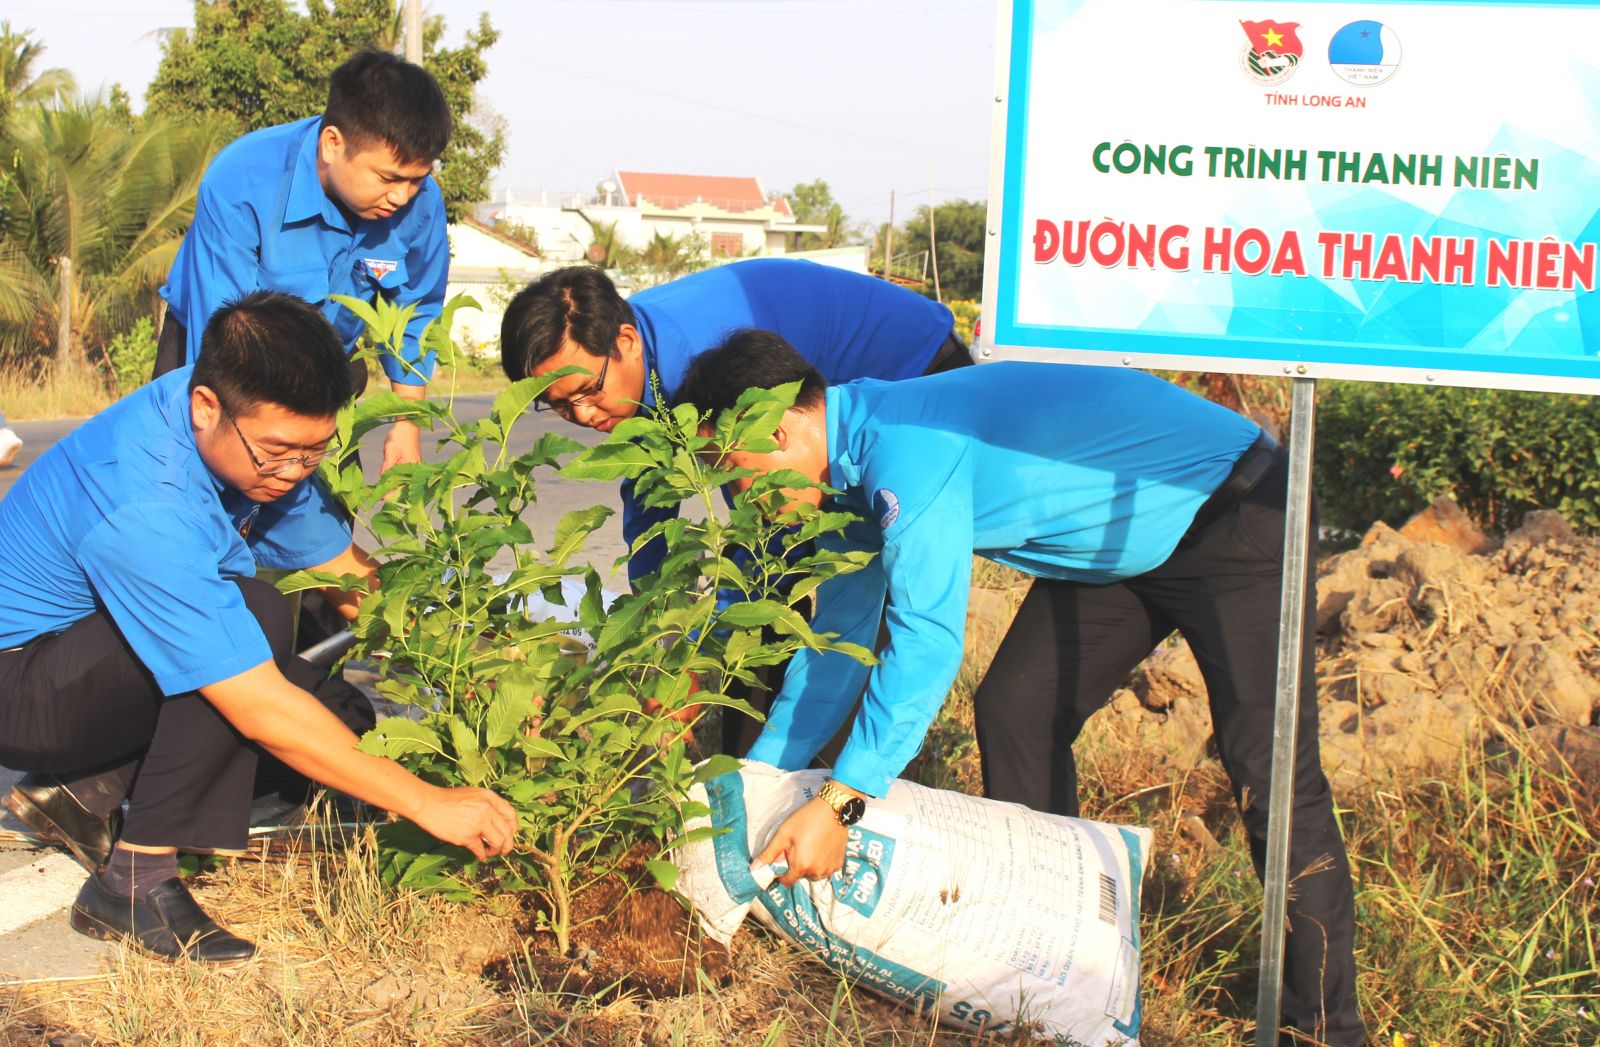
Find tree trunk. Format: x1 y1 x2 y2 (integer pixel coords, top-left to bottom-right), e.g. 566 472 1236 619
54 255 79 379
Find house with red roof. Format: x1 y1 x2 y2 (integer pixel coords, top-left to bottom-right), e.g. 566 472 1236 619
479 170 828 269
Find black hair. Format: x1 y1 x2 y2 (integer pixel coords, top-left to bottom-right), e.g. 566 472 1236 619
189 290 355 418
323 50 451 164
499 265 637 381
673 329 827 419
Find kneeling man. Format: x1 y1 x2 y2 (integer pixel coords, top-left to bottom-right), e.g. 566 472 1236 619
0 292 515 963
674 331 1364 1047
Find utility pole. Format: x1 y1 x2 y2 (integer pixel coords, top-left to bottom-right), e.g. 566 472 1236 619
928 164 943 303
882 190 895 281
405 0 422 64
55 256 74 378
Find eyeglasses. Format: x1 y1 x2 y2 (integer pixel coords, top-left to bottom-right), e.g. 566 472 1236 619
222 406 337 477
533 354 611 415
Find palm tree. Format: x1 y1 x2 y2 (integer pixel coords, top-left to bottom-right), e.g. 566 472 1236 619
0 22 74 116
0 99 231 376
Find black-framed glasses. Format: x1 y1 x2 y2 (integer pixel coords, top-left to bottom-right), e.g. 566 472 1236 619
533 353 611 414
222 407 337 477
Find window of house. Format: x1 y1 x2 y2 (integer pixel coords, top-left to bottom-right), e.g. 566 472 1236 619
711 232 745 258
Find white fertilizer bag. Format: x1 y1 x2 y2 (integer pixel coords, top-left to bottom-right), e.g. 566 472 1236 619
675 762 1150 1046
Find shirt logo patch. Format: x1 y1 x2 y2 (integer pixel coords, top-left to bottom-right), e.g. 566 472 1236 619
872 488 901 530
362 258 399 280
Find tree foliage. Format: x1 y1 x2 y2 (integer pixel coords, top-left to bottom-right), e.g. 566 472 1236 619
785 178 856 251
0 22 73 120
147 0 503 218
899 198 987 301
286 294 872 954
0 98 231 371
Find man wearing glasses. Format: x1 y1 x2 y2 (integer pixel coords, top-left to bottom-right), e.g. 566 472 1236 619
499 260 971 752
0 292 516 964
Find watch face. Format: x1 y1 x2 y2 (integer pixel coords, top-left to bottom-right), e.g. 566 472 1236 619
837 796 866 826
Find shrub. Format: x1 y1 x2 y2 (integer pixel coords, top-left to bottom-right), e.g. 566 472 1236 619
104 316 157 396
285 293 874 954
1314 380 1600 536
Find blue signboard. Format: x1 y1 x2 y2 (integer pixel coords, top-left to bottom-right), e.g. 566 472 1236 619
982 0 1600 392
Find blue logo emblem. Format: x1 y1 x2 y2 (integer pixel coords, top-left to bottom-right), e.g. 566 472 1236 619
1328 20 1402 86
873 488 900 530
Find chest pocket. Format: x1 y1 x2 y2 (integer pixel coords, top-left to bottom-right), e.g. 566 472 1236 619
258 263 331 303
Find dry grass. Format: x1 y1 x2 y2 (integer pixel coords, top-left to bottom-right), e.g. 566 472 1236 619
5 559 1597 1045
0 365 115 421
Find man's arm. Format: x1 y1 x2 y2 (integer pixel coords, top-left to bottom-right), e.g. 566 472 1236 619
381 183 450 471
202 662 515 860
309 542 379 621
755 446 977 886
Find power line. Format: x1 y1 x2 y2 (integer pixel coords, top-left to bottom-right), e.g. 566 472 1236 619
502 51 985 161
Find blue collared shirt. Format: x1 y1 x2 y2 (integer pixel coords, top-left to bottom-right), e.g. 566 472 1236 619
0 369 354 695
620 259 955 582
161 116 448 384
744 362 1262 797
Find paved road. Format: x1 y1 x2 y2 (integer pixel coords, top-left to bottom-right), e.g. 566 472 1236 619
0 395 636 582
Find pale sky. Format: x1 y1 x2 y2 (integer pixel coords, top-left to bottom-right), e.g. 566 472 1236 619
5 0 997 226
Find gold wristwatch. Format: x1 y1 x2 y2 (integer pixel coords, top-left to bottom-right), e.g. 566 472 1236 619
817 779 866 827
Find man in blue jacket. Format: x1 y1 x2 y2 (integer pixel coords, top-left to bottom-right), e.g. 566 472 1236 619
673 331 1365 1047
499 260 970 752
0 293 514 964
159 49 452 475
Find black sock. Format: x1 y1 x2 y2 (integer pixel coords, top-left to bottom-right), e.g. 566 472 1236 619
98 847 178 900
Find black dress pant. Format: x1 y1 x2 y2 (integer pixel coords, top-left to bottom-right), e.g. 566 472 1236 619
972 449 1364 1046
0 577 374 852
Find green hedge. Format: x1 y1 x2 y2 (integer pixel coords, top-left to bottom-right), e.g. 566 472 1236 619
1314 380 1600 535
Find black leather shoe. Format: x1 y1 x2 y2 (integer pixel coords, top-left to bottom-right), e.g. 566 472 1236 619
69 875 256 965
4 772 121 872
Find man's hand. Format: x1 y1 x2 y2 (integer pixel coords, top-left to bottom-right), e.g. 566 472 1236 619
380 381 429 472
410 784 518 862
640 670 703 726
753 795 849 887
381 418 423 472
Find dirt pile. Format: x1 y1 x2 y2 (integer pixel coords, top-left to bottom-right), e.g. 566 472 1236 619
1120 504 1600 788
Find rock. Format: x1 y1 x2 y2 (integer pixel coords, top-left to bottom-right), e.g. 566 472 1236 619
362 973 412 1009
1398 496 1494 555
1525 725 1600 779
1323 700 1360 733
1340 576 1411 635
1521 642 1600 726
1506 509 1575 548
1139 642 1206 710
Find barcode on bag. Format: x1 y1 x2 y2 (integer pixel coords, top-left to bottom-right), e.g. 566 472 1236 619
1098 873 1117 924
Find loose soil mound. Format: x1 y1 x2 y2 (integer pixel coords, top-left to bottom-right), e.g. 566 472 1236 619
1117 504 1600 788
485 850 731 1000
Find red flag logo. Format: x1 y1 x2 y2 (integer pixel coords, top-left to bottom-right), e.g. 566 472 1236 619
1239 19 1303 84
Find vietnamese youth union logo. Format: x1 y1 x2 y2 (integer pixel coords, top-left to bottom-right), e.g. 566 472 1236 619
362 257 399 280
1328 20 1402 86
873 488 901 530
1239 19 1304 85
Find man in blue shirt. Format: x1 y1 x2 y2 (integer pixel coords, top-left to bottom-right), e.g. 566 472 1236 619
0 292 514 964
500 260 970 753
159 50 452 474
673 331 1365 1046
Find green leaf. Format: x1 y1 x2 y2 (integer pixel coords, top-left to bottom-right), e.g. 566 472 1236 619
493 371 573 430
358 717 446 759
644 859 679 892
561 441 659 481
484 685 530 749
549 505 614 564
691 754 743 784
